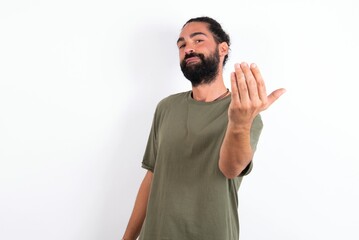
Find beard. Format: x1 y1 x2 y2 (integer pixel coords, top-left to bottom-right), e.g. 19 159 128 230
180 48 220 87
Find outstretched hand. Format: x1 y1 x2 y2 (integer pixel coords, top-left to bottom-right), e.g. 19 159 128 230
229 62 286 128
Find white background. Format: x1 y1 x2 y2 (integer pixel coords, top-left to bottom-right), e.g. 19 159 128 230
1 0 358 239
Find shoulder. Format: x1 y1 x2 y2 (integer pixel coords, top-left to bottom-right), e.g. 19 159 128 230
151 91 190 123
156 91 190 109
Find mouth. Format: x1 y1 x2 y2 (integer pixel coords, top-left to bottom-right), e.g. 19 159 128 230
185 57 200 65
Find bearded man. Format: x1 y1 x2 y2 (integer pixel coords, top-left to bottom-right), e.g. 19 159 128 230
122 16 285 240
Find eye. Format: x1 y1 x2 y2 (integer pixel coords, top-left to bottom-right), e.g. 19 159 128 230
178 43 186 49
195 39 203 44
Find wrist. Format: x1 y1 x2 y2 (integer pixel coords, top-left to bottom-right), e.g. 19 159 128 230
227 122 251 133
122 236 136 240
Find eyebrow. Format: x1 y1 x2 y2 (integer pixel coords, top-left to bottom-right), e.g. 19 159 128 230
176 32 208 44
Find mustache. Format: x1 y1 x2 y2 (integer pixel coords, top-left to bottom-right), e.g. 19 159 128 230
184 52 203 60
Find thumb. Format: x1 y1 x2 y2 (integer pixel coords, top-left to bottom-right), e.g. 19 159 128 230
265 88 286 109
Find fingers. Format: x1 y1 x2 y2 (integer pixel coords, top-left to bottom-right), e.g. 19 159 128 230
240 63 260 102
250 63 267 102
231 61 286 110
232 62 260 104
233 63 250 103
230 72 240 104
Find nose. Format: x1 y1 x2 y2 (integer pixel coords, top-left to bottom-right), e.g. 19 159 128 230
184 48 194 55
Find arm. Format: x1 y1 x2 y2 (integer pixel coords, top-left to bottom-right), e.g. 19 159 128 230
122 170 153 240
219 62 285 179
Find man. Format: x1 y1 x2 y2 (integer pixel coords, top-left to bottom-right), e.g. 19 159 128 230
122 16 285 240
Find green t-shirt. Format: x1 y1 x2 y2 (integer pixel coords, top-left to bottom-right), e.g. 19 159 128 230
139 91 263 240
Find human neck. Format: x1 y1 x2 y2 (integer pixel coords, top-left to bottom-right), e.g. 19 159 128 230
191 79 228 102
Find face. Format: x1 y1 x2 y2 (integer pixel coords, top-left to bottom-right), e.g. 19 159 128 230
177 22 222 87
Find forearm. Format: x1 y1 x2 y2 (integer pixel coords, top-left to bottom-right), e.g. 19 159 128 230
219 123 253 179
122 171 153 240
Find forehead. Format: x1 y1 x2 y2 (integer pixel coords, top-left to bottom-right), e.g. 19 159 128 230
178 22 212 39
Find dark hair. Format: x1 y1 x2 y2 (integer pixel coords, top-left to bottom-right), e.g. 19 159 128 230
183 16 231 66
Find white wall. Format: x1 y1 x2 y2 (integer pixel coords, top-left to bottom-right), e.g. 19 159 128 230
1 0 358 239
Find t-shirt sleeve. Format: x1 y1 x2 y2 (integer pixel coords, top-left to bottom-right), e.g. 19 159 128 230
239 114 263 177
141 107 159 172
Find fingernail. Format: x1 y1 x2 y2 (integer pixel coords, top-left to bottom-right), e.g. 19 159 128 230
251 63 257 68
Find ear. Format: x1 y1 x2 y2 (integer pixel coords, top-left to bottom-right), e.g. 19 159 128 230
218 42 229 57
